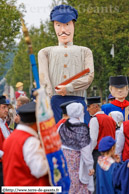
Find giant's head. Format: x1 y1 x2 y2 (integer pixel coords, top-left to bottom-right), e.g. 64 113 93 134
50 5 78 44
109 75 128 102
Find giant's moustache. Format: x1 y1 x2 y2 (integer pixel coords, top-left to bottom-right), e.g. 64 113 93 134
58 32 71 36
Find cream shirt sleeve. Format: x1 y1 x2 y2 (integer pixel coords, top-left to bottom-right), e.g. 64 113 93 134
23 136 48 178
38 47 53 96
66 48 94 92
89 117 99 151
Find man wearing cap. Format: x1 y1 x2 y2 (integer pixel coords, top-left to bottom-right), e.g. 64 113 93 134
38 4 94 125
102 75 129 121
15 82 26 99
87 97 116 168
0 96 11 188
2 101 50 187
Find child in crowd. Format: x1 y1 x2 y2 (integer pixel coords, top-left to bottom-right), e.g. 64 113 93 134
96 136 129 194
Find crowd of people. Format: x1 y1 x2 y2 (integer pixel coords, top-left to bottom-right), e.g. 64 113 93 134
0 3 129 194
0 77 129 194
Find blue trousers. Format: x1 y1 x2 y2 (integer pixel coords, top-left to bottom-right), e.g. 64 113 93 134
51 95 90 125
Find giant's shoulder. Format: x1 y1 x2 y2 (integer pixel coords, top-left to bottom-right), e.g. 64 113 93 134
38 46 55 56
73 45 93 53
38 45 93 56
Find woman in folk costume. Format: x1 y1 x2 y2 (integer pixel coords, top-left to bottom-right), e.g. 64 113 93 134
59 102 94 194
109 111 124 141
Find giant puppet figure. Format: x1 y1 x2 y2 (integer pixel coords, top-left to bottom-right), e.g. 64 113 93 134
38 5 94 124
102 75 129 121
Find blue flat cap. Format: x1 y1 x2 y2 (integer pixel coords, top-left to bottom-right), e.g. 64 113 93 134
108 94 115 100
50 5 78 23
98 136 116 152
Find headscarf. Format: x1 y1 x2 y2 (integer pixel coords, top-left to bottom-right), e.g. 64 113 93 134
109 111 124 128
59 102 90 150
66 102 84 122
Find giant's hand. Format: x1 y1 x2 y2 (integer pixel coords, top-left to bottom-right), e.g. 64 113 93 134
55 85 67 96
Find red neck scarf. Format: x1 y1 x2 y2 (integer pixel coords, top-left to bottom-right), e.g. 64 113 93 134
111 99 129 110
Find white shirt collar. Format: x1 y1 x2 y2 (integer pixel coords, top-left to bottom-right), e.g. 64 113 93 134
16 124 38 138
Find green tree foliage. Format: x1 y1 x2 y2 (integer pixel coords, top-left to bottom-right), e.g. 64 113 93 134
6 23 56 96
64 0 129 98
6 0 129 99
0 0 22 75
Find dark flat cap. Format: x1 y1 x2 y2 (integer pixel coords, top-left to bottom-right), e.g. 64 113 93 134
17 101 36 123
109 75 128 88
0 96 8 105
87 96 101 106
50 5 78 23
60 100 76 114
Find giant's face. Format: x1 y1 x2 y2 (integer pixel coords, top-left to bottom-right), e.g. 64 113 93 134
54 20 74 44
110 86 128 101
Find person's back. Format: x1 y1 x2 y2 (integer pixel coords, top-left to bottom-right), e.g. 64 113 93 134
96 136 120 194
59 102 94 193
94 114 116 149
3 129 49 187
96 156 116 194
3 101 50 190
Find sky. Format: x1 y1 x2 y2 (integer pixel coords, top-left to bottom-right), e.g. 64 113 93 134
16 0 52 28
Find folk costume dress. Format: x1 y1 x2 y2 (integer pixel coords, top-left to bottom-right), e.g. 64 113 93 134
38 43 94 124
59 118 94 194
